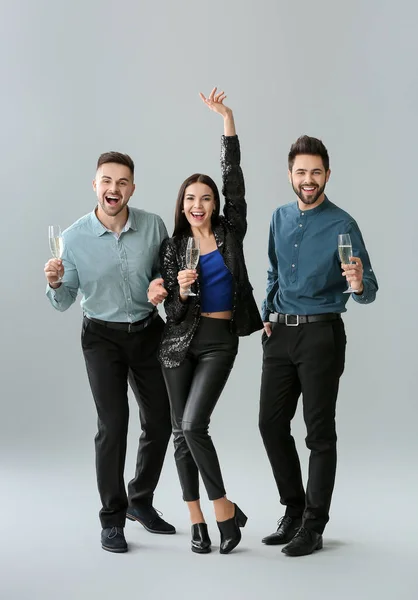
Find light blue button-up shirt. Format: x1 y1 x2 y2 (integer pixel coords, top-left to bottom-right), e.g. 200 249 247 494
46 207 168 322
261 197 378 320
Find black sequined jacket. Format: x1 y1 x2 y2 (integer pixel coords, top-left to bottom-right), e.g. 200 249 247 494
158 135 263 368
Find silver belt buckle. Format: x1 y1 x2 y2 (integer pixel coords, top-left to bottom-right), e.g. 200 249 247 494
285 314 299 327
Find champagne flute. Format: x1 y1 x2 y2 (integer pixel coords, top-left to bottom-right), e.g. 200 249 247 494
184 237 200 296
48 225 64 281
338 233 355 293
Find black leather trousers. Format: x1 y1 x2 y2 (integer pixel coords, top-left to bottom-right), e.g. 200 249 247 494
162 317 238 501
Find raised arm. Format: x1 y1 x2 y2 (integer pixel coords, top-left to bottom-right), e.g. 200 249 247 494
200 88 246 242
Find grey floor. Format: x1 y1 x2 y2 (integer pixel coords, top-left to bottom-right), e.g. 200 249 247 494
2 459 417 600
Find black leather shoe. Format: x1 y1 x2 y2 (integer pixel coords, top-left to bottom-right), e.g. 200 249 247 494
262 515 302 545
191 523 211 554
101 527 128 553
126 505 176 534
282 526 323 556
217 504 247 555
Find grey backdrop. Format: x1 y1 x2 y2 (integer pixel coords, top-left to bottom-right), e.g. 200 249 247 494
1 1 416 599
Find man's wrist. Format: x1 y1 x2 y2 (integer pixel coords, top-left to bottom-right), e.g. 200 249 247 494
49 282 62 289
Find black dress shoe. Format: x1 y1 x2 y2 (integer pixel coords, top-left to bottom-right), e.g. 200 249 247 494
101 527 128 553
262 515 302 545
191 523 211 554
217 504 248 555
126 505 176 534
282 526 323 556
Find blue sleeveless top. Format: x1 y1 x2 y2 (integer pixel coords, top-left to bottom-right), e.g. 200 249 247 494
199 249 233 312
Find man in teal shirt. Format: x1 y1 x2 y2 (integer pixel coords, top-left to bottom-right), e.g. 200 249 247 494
45 151 174 553
259 136 378 557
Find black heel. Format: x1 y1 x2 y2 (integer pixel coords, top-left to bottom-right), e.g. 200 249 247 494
235 505 248 528
217 503 247 555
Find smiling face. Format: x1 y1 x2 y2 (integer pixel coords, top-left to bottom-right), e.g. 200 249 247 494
289 154 330 208
93 162 135 218
183 182 216 230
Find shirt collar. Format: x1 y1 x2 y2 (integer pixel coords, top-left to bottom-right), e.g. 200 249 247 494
297 195 330 216
90 207 137 236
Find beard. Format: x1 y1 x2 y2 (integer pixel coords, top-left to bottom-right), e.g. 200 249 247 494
291 181 326 206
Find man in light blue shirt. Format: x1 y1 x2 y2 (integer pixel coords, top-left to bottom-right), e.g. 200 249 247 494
45 151 175 553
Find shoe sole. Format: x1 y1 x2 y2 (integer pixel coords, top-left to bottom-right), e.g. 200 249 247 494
262 536 295 546
219 540 240 555
101 544 128 553
282 540 323 557
126 514 176 535
191 546 212 554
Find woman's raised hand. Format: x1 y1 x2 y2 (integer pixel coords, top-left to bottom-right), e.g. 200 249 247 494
199 87 232 118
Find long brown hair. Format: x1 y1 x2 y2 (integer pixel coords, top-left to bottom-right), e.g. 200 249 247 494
173 174 220 237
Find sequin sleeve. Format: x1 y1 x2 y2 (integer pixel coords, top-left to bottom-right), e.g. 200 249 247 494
220 135 247 243
160 237 190 323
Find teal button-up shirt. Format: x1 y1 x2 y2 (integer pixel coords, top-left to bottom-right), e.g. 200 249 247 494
46 207 168 322
261 197 378 320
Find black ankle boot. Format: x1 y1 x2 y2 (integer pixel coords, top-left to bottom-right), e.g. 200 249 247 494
217 504 247 555
191 523 211 554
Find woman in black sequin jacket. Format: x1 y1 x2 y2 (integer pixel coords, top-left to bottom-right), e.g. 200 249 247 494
158 89 262 555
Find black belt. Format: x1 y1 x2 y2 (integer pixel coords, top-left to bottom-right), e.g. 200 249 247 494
269 312 341 326
85 310 158 333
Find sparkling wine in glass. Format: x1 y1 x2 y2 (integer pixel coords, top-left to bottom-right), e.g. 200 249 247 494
338 233 355 294
184 237 200 296
48 225 64 281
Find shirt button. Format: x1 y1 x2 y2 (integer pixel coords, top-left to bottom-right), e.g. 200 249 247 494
301 212 305 216
292 264 295 268
299 224 303 228
294 244 298 247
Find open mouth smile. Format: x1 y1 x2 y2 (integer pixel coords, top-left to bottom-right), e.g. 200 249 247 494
105 195 120 206
301 186 317 194
190 212 205 221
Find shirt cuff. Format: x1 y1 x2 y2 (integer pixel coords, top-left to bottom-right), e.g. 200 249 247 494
46 282 65 303
352 286 369 304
